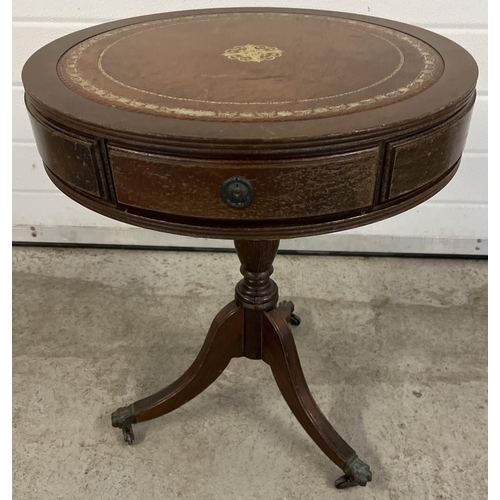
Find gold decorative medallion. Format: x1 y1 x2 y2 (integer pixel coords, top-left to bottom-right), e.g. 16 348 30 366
222 44 283 63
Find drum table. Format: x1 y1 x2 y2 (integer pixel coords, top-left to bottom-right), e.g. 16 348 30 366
23 8 478 489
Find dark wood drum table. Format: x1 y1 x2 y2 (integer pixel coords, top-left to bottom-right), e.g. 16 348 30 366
22 8 478 489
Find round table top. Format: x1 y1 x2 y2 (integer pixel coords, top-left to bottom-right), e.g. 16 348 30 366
22 8 478 239
59 13 442 122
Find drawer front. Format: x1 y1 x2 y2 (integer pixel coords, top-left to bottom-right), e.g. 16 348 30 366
386 105 474 200
28 112 107 199
109 147 381 220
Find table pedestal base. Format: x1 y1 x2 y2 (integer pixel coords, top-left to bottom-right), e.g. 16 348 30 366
111 240 372 489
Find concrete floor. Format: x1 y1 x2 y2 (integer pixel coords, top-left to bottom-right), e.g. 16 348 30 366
13 247 487 500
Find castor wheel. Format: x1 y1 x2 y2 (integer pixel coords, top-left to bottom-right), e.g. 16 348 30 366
334 456 372 489
111 405 137 445
290 313 301 326
122 426 135 445
334 475 354 489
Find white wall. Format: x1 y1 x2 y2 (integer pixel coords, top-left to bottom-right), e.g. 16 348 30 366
12 1 488 255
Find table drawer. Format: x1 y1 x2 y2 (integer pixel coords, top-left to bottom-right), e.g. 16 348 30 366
385 104 474 200
108 146 381 221
28 112 108 200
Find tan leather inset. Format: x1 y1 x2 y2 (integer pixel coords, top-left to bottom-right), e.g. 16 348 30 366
57 12 443 121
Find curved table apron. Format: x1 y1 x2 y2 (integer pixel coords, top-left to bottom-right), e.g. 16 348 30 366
22 7 478 490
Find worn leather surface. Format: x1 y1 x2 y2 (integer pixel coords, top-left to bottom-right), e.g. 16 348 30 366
57 12 443 121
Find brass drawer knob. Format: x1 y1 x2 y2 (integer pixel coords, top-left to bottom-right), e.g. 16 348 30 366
221 176 254 208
